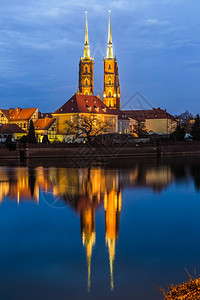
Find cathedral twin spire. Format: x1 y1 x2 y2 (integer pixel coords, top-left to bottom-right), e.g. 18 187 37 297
82 10 114 60
79 10 120 109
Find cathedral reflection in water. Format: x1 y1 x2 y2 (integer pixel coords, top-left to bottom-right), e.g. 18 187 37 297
0 162 199 291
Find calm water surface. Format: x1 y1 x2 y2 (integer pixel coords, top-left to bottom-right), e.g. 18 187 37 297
0 158 200 300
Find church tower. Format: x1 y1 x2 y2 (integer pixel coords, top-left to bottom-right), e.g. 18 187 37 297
78 11 94 95
103 10 121 110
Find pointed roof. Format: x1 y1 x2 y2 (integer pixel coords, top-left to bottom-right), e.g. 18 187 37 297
34 117 56 131
1 108 37 121
83 11 90 59
106 10 114 59
0 124 26 134
53 94 119 115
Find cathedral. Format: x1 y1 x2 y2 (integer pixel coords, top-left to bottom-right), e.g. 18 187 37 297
0 12 177 142
78 10 121 110
52 11 131 141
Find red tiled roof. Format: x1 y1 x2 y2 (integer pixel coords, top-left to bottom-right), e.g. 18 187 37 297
53 94 119 115
123 108 176 122
34 117 56 130
0 124 26 134
1 107 37 121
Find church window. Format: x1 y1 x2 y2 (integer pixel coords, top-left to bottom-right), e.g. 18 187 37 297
109 80 111 85
85 66 88 73
85 91 89 95
109 91 112 97
85 80 88 86
108 64 111 70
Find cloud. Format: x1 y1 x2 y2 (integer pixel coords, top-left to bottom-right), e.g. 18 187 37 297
0 0 200 113
138 18 170 26
183 60 200 68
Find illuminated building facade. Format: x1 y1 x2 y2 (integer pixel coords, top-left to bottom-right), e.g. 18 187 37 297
123 107 177 134
0 124 26 142
0 107 38 132
52 94 118 141
34 117 56 142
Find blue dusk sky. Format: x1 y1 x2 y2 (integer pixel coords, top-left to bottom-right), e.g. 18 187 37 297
0 0 200 115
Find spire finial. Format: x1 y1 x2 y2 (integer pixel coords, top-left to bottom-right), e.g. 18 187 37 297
107 9 114 59
83 10 90 59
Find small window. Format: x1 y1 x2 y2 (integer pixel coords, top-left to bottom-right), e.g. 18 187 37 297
109 91 112 97
85 66 88 73
108 64 111 70
85 80 88 86
109 80 111 85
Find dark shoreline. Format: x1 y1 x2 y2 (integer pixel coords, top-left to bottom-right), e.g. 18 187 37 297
1 151 200 169
1 141 200 162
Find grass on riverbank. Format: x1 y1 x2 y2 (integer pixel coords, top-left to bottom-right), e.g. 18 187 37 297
161 274 200 299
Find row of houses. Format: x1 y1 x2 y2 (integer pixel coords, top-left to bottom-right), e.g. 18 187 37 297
0 93 177 142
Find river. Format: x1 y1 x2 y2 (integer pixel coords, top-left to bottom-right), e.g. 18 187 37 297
0 157 199 299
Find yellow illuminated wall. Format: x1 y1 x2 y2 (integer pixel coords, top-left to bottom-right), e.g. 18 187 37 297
0 111 9 124
103 58 121 110
52 112 118 138
145 118 177 134
78 58 94 95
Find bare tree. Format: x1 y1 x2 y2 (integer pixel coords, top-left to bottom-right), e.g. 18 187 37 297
175 110 194 133
65 114 113 142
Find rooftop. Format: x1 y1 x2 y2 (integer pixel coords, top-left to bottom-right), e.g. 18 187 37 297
34 117 56 130
0 124 26 134
123 108 176 122
1 108 37 121
53 94 119 115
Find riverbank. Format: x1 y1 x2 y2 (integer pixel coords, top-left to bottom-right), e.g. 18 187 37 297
164 277 200 299
1 141 200 160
